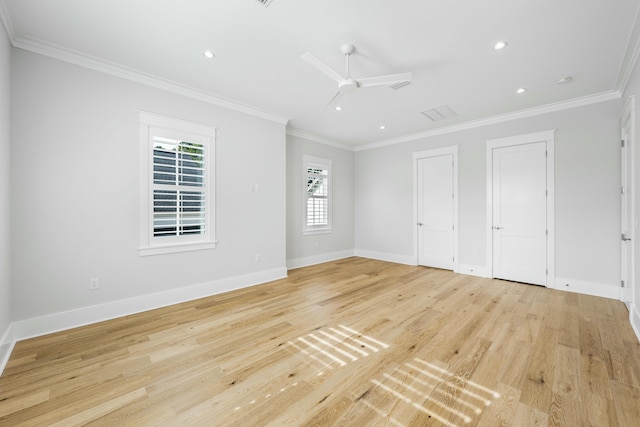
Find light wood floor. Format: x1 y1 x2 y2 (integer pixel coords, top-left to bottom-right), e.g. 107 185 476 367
1 258 639 426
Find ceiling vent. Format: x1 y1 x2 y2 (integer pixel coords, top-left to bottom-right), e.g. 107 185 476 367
421 104 458 122
388 80 411 90
255 0 275 7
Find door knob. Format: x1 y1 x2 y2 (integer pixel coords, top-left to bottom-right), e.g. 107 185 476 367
417 222 424 226
493 226 503 230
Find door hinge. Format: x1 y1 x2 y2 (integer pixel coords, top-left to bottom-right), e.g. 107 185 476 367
621 280 625 288
546 269 548 275
622 139 626 148
546 229 548 236
622 186 625 195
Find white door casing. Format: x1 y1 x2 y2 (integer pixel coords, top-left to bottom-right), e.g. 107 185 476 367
621 96 635 304
413 146 458 271
486 130 555 287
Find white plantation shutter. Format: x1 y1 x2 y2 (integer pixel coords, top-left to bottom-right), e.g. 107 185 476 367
139 112 216 256
152 139 206 238
306 167 328 226
303 155 332 234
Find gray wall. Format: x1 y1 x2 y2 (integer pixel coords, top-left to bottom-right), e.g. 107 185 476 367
286 134 354 266
355 100 622 292
0 20 11 356
10 49 287 321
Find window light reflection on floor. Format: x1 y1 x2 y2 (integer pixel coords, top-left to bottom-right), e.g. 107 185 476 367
363 358 501 427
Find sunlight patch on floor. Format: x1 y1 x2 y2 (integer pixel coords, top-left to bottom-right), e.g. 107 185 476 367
362 357 500 427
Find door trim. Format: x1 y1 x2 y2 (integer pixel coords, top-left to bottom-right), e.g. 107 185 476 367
413 146 459 270
621 95 635 305
486 130 555 287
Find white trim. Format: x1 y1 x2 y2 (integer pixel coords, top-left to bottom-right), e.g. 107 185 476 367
486 130 556 287
354 249 416 266
287 250 355 270
412 146 459 271
355 92 619 152
0 0 15 44
630 304 640 343
0 323 16 376
12 36 289 125
621 95 636 305
287 128 354 152
11 267 287 342
616 6 640 93
456 264 490 278
554 277 620 300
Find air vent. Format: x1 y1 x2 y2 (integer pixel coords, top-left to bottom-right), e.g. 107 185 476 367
255 0 275 6
388 80 411 90
421 105 458 122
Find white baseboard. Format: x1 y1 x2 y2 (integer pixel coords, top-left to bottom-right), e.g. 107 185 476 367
631 304 640 343
287 250 355 270
354 249 416 266
11 267 287 342
554 277 620 300
0 323 16 376
456 264 490 278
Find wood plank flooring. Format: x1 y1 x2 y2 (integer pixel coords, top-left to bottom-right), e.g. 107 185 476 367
1 257 639 426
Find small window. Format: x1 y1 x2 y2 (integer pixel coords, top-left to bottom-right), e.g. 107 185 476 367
139 112 217 255
303 155 332 235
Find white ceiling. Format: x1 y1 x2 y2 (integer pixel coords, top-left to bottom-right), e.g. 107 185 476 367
2 0 639 148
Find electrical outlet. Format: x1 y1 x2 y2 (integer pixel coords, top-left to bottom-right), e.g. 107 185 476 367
90 278 99 290
255 254 261 263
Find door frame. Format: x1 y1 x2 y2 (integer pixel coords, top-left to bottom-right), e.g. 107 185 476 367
621 95 635 305
413 146 459 270
486 130 555 287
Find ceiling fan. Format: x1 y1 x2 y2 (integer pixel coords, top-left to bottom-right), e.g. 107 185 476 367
301 43 412 107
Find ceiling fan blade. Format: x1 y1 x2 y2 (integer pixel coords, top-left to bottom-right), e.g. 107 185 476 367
325 89 345 108
357 72 413 88
301 52 344 83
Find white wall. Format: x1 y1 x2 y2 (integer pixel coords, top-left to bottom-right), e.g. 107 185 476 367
10 49 287 329
286 134 354 268
0 19 12 365
622 54 640 337
355 100 622 297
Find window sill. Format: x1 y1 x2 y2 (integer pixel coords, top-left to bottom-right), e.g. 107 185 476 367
139 241 218 256
303 228 333 236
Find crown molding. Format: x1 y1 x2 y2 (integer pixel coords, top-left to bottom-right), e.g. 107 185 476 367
286 127 354 151
355 90 622 152
616 5 640 93
11 35 289 125
0 0 15 44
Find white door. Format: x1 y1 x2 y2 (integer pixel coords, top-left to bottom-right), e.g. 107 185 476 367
418 154 454 269
621 100 634 303
492 142 547 285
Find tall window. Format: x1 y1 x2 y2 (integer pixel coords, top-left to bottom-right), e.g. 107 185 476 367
303 155 332 235
139 112 216 255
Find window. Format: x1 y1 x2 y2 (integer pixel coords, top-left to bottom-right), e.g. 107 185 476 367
303 155 332 235
139 112 216 255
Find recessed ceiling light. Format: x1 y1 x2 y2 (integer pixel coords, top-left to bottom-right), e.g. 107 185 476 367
494 41 508 51
516 88 527 94
335 106 342 111
202 50 215 59
557 76 572 84
379 125 386 130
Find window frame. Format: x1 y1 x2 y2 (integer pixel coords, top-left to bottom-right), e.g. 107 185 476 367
139 112 217 256
303 154 332 235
